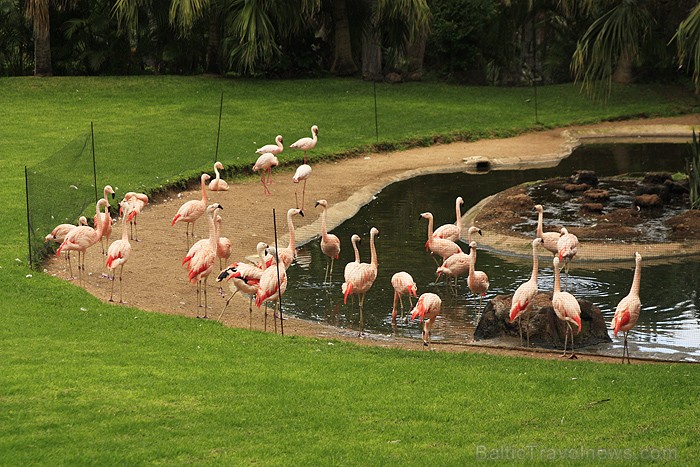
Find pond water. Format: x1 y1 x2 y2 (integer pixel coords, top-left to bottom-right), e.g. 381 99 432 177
282 142 700 361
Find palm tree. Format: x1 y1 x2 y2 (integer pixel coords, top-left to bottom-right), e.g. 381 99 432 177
25 0 52 75
674 2 700 94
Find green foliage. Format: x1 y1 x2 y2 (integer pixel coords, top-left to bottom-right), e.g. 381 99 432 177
687 128 700 209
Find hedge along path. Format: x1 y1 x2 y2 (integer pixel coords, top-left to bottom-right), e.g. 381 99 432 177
43 116 700 358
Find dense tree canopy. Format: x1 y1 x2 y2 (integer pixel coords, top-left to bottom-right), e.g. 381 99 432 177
2 0 700 96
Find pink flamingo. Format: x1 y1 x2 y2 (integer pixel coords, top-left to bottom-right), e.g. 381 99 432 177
105 200 133 303
209 161 230 191
45 216 88 277
172 173 211 249
611 252 642 364
410 292 442 348
342 227 379 336
467 241 490 313
391 271 417 323
557 227 579 285
289 125 318 164
315 199 341 284
509 237 543 346
256 135 284 186
94 185 115 254
433 197 464 242
436 251 471 289
535 204 561 256
122 192 148 241
255 246 288 333
217 242 269 328
214 214 232 270
342 234 362 304
420 212 462 264
185 203 223 318
277 208 304 269
293 164 312 213
552 256 582 359
57 199 110 281
252 153 279 195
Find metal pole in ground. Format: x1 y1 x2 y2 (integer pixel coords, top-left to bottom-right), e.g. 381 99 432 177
272 209 284 336
24 165 33 269
215 91 223 162
91 122 98 203
373 81 379 143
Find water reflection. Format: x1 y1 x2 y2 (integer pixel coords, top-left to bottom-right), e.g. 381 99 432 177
282 143 700 356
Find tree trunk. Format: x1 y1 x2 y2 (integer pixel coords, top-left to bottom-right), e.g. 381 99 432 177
405 27 427 81
330 0 357 76
361 23 382 81
33 18 52 76
206 12 222 75
612 47 634 84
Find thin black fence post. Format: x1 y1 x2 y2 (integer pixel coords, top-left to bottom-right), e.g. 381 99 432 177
91 121 98 203
272 209 284 336
215 91 223 162
532 15 539 125
24 165 33 269
373 81 379 143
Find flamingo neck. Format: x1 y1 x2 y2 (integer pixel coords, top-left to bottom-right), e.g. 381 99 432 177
207 210 219 250
201 176 208 204
121 214 129 242
214 166 220 181
94 202 106 238
370 232 378 268
321 207 329 239
103 188 110 202
531 243 538 281
455 201 462 231
352 238 361 262
287 212 296 251
425 215 434 239
536 209 544 238
631 258 642 296
553 262 561 294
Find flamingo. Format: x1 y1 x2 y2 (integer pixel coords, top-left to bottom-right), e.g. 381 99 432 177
209 161 230 191
315 199 341 284
391 271 417 323
122 192 148 242
342 227 379 336
94 185 115 254
552 256 582 359
433 196 464 242
420 212 462 264
557 227 579 285
534 204 561 256
611 252 642 364
252 153 279 195
185 203 223 318
410 293 442 348
172 173 211 249
217 242 269 328
293 164 312 213
289 125 318 164
256 135 284 186
45 216 88 277
436 251 471 289
342 234 362 304
105 201 133 303
255 246 288 334
277 208 304 269
467 241 490 314
57 199 110 282
215 214 232 270
509 238 543 347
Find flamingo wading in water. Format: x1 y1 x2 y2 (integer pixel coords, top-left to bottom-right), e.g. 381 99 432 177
611 252 642 364
391 271 417 323
410 293 442 348
420 212 462 264
534 204 561 256
433 196 464 242
509 238 543 347
552 256 582 359
172 173 211 249
315 199 341 284
290 125 318 164
467 241 490 315
342 227 379 336
557 227 579 287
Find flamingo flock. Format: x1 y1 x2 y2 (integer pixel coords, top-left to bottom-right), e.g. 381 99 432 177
45 129 641 362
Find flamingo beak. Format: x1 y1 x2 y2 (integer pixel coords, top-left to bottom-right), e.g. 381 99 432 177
574 316 582 334
314 201 320 208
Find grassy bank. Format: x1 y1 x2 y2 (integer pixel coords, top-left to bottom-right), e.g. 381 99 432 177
1 76 698 463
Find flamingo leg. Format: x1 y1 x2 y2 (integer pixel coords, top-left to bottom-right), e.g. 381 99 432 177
217 289 238 322
398 294 405 322
568 323 577 359
119 265 125 303
67 252 74 279
134 218 140 242
358 293 365 336
203 277 209 318
248 296 253 330
267 167 273 185
329 258 334 284
294 186 299 210
562 323 569 358
324 259 330 284
109 269 115 302
526 313 532 347
518 315 523 346
261 173 271 196
301 179 307 212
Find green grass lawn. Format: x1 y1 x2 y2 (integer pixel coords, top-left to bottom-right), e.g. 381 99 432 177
1 76 699 464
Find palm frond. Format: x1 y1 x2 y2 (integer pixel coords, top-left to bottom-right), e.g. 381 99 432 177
673 2 700 93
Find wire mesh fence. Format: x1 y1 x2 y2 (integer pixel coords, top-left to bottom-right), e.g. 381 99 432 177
26 128 97 266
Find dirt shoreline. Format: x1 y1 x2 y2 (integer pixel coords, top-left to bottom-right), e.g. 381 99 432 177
44 115 700 363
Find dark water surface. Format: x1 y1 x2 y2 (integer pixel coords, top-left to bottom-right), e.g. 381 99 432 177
282 142 700 360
